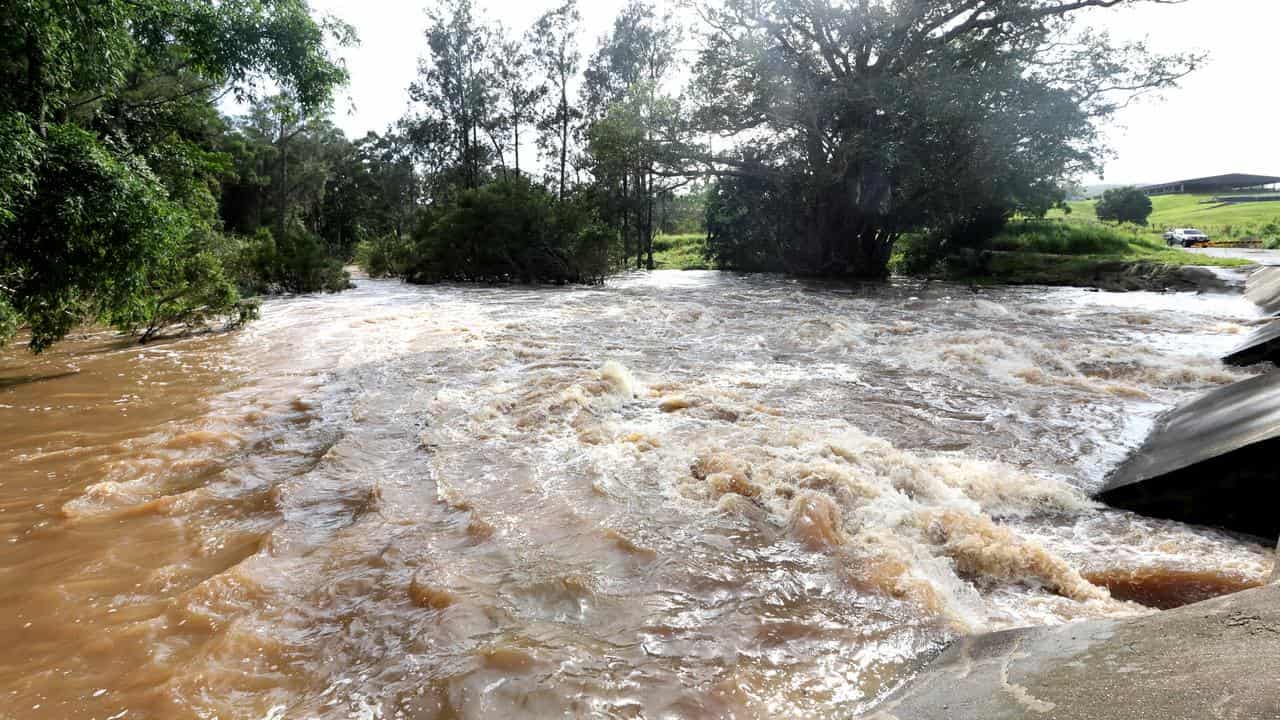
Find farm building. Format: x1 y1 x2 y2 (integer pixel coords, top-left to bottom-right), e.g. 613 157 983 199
1141 173 1280 196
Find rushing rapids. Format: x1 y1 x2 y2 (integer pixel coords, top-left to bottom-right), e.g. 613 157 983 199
0 271 1274 718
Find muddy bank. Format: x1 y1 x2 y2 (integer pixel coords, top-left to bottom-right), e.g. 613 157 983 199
866 581 1280 720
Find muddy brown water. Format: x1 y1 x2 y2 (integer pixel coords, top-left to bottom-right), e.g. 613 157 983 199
0 271 1274 719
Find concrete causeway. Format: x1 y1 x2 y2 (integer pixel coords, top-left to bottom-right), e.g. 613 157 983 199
866 581 1280 720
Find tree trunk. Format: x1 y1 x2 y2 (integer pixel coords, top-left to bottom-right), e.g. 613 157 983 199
621 174 631 266
25 29 47 137
558 80 568 199
645 170 655 270
800 183 894 279
849 227 894 280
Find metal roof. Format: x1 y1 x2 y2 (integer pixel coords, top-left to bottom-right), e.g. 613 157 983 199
1141 173 1280 191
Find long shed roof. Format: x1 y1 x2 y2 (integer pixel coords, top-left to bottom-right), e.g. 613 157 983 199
1141 173 1280 191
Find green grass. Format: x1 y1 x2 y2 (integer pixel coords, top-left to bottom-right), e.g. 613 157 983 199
652 233 710 270
960 219 1251 287
1056 194 1280 244
990 221 1246 266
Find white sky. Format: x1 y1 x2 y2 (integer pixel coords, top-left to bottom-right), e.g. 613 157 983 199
286 0 1280 186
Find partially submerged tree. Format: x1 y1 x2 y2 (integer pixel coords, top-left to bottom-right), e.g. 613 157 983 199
689 0 1201 278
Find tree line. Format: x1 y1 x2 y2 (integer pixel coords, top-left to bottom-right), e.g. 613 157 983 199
2 0 1199 351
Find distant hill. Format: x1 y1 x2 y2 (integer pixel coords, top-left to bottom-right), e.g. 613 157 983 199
1077 182 1149 200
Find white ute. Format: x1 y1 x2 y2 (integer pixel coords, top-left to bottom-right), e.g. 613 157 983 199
1163 228 1210 248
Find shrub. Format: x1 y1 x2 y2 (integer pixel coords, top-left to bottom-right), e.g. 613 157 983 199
406 179 615 284
1095 186 1153 226
106 230 258 343
354 234 413 278
1261 222 1280 250
238 222 351 294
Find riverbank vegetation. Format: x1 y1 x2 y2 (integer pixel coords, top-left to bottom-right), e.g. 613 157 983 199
0 0 363 351
312 0 1208 288
895 220 1250 286
2 0 1214 350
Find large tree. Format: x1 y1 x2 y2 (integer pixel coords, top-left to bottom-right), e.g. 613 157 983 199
0 0 352 350
583 0 685 269
409 0 495 194
689 0 1200 278
531 0 582 200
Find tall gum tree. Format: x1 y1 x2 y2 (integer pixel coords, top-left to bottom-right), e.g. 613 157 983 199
409 0 496 193
531 0 582 200
583 0 685 269
688 0 1202 278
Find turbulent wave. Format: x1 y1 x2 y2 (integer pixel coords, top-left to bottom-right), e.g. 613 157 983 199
6 274 1273 719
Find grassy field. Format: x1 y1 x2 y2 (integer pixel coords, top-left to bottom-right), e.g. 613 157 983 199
651 233 710 270
1056 194 1280 244
991 221 1245 265
968 219 1252 287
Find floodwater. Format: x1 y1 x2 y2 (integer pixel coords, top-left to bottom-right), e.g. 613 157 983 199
0 271 1274 719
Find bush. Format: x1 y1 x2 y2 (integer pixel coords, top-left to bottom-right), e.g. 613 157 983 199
1261 222 1280 250
892 207 1012 274
106 230 258 343
238 222 351 294
405 179 615 284
1 122 181 350
704 174 803 272
1095 186 1153 226
354 234 413 278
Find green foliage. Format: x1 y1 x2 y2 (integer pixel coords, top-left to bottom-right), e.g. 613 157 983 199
406 179 614 284
0 0 351 351
703 171 804 272
531 0 582 200
651 233 709 270
0 113 40 225
1095 187 1154 225
989 221 1151 256
893 218 1249 282
657 190 707 236
240 223 351 294
688 0 1200 278
1266 237 1280 250
2 122 182 351
106 231 259 343
408 0 496 193
355 235 414 279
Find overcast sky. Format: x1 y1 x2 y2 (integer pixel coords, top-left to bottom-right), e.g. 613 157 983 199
286 0 1280 186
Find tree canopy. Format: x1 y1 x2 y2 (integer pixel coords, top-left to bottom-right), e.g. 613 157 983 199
1 0 352 350
687 0 1200 277
1 0 1209 349
1096 186 1154 225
